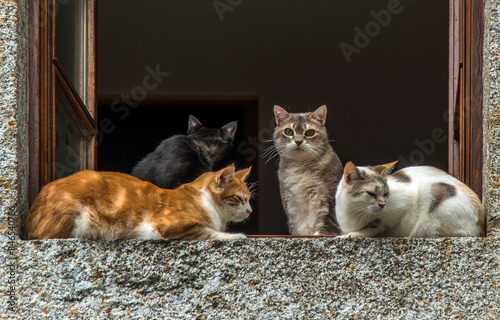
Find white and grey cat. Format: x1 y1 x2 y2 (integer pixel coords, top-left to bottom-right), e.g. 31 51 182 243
336 161 485 237
273 105 343 235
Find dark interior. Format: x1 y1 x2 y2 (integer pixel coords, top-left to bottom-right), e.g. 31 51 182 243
98 104 252 174
97 0 449 235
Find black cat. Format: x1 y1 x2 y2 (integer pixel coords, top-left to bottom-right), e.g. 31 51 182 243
131 115 237 189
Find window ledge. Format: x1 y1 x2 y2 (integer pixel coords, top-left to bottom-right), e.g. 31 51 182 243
1 236 499 318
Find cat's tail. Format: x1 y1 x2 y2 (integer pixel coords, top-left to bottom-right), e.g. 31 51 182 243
23 182 81 240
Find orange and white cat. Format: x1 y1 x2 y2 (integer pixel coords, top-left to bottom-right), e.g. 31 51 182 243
24 165 252 240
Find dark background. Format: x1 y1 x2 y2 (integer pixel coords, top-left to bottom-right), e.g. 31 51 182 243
98 105 249 174
97 0 449 235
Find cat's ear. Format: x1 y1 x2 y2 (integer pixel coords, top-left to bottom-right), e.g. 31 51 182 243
274 105 291 125
309 105 327 126
373 161 398 177
344 161 363 185
221 121 238 140
215 165 236 188
234 167 252 182
187 115 203 135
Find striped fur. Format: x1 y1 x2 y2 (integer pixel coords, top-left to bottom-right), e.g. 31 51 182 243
273 105 343 235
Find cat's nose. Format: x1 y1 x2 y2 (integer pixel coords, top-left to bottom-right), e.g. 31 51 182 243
295 140 303 146
379 203 385 209
246 208 252 215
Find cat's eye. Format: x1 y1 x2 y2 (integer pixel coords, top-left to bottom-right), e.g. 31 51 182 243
304 129 315 137
384 192 389 197
366 191 376 197
234 195 244 203
284 128 294 136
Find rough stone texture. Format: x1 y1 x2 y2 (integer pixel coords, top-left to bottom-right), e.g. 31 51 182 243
2 0 500 319
1 237 499 319
0 0 28 240
484 0 500 238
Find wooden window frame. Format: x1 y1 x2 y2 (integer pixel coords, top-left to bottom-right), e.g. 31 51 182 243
29 0 97 206
449 0 484 199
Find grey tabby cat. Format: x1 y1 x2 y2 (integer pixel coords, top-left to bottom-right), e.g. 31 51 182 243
273 105 343 235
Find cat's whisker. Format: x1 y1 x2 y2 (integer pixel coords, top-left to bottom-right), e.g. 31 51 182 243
261 149 278 160
248 181 259 187
263 150 282 165
260 152 275 161
306 145 323 161
309 144 323 151
263 152 280 163
248 181 259 196
261 145 277 157
262 144 275 152
307 150 320 161
269 154 281 165
349 206 371 225
308 144 322 154
261 145 281 164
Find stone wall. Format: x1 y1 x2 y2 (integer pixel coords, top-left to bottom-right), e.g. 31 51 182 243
484 0 500 238
2 238 499 319
1 0 500 318
0 0 28 240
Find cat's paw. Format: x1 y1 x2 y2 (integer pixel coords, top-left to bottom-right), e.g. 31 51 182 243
226 233 247 240
339 232 361 238
211 231 247 240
